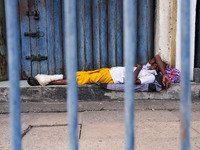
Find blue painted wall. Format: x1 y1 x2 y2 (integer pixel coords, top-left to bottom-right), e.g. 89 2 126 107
19 0 155 78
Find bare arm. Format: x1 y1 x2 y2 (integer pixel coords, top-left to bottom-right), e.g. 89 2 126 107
134 64 142 84
154 55 170 88
154 55 166 75
49 79 67 85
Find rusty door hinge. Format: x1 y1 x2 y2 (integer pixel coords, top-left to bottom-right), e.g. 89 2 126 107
25 54 48 61
24 31 44 38
26 10 40 20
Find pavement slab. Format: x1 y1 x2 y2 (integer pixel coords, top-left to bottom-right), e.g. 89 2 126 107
0 114 11 150
135 122 199 139
80 123 125 150
0 113 81 150
79 139 125 150
22 125 80 150
80 123 124 139
191 122 200 134
135 110 180 122
192 137 200 149
135 137 180 150
1 100 200 150
80 111 124 124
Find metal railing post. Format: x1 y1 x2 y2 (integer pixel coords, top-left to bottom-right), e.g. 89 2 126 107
63 0 78 150
180 0 191 150
4 0 22 150
123 0 137 149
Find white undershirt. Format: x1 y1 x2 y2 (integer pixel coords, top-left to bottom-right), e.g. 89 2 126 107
109 63 157 84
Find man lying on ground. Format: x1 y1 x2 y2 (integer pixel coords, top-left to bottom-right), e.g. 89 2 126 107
98 55 180 91
27 55 173 89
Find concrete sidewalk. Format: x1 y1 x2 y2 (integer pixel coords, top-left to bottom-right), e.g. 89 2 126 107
1 100 200 150
0 80 200 102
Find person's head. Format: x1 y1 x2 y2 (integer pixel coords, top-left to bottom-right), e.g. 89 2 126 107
27 77 40 86
150 63 160 72
149 61 168 72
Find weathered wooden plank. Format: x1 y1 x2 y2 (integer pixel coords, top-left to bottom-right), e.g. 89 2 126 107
77 0 85 71
147 0 155 61
54 0 63 74
46 0 55 74
84 0 93 70
108 0 116 67
100 0 108 68
38 0 48 74
138 0 148 64
116 0 123 66
19 0 31 78
92 0 101 69
29 0 38 77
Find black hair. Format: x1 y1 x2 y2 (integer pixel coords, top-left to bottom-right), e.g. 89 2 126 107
27 77 40 86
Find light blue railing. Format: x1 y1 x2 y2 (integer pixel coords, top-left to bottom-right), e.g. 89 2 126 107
180 0 191 150
123 0 137 149
63 1 79 150
4 0 191 150
5 0 22 150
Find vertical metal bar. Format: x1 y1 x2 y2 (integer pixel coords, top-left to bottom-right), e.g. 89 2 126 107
4 0 22 150
138 0 147 64
63 0 78 150
180 0 191 150
123 0 137 150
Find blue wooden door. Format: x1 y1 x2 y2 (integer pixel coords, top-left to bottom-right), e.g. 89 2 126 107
76 0 155 71
19 0 155 79
19 0 63 79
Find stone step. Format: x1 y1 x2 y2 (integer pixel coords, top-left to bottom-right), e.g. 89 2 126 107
0 80 199 102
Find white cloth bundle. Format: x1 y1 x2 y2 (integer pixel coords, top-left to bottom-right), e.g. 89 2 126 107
35 74 63 86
